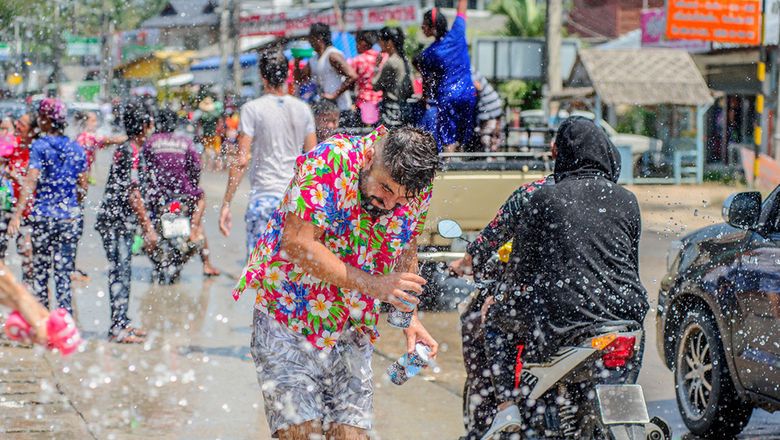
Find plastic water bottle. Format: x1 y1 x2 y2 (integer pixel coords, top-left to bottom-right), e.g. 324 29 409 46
387 343 432 385
3 308 83 355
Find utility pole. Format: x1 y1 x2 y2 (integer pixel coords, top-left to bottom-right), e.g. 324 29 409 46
773 0 780 161
543 0 563 123
100 0 112 102
231 0 241 96
52 0 62 91
755 0 769 187
219 0 230 102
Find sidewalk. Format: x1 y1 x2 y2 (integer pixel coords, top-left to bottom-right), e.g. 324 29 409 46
0 341 94 438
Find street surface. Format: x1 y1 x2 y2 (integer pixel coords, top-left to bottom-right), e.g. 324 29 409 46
0 152 778 439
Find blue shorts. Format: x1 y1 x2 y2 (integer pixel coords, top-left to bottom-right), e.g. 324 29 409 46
438 92 476 146
245 195 280 260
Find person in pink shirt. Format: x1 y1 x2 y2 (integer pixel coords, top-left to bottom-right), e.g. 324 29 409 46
350 31 385 126
74 111 126 184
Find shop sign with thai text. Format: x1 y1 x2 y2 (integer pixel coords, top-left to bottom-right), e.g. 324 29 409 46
666 0 761 45
642 8 711 51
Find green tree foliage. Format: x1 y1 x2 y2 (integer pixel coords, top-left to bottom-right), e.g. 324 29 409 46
488 0 546 37
0 0 26 34
499 80 542 110
1 0 168 58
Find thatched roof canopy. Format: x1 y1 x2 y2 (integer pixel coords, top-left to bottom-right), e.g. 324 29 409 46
566 48 713 107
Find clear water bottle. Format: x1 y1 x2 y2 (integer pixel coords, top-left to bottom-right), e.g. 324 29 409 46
387 343 432 385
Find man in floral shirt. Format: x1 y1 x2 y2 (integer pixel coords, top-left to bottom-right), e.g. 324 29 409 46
233 125 440 439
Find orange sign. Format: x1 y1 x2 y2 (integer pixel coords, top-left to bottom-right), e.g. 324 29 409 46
666 0 762 45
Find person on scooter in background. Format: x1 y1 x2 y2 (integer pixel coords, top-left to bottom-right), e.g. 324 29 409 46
456 116 648 438
144 109 219 277
95 99 158 344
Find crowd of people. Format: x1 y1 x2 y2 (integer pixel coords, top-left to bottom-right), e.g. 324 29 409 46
287 0 504 153
0 95 231 343
0 1 649 438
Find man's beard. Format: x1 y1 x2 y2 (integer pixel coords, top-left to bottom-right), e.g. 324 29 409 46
359 170 393 217
361 196 392 217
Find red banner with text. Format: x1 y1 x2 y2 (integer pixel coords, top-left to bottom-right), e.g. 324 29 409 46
241 3 418 37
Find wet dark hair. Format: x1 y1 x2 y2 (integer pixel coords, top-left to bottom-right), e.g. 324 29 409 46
379 27 407 62
423 8 448 39
156 109 178 133
123 99 154 137
73 110 93 130
380 126 440 197
356 30 377 47
259 50 289 88
309 23 332 47
311 99 339 116
23 111 40 141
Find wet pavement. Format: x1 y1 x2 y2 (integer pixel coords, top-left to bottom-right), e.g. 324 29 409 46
0 153 778 439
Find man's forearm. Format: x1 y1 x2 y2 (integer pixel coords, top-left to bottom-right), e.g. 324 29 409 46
129 188 153 232
13 170 38 222
333 78 356 99
283 235 373 295
223 160 246 206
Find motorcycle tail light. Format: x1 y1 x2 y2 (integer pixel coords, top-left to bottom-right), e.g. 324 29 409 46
169 201 181 214
600 336 636 368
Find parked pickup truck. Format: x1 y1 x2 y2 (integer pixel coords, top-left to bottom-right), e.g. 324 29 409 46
419 155 548 251
413 153 548 308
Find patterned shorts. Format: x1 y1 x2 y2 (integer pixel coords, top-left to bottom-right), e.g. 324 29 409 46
250 309 374 437
244 196 280 260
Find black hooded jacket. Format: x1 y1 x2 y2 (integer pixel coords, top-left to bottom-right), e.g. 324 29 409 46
490 116 648 360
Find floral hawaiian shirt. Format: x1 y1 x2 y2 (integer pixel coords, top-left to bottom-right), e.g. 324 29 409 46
233 126 432 350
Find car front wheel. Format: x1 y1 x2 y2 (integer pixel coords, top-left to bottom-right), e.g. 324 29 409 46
674 311 753 438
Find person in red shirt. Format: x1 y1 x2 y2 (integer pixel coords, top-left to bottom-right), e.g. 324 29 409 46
6 113 35 284
74 111 126 184
350 30 385 126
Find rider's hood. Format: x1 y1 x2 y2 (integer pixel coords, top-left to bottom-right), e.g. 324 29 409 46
553 116 621 183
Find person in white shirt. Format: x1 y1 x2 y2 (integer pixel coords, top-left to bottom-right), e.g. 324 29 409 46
219 50 318 259
293 22 359 125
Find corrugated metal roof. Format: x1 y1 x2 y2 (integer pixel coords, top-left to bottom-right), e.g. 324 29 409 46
573 48 713 107
141 0 219 29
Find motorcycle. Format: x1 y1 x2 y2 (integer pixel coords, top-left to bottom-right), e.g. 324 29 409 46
436 219 671 440
145 196 202 285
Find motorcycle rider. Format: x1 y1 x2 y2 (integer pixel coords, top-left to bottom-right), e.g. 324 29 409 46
454 116 648 438
143 109 219 276
450 173 552 439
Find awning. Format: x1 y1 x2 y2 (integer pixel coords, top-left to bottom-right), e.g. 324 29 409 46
195 35 277 58
157 73 194 87
567 48 713 107
190 53 258 71
114 50 198 80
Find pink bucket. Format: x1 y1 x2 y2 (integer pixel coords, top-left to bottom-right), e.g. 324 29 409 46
359 102 379 125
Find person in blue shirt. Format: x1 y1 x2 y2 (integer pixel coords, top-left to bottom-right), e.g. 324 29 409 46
8 99 87 314
417 0 477 153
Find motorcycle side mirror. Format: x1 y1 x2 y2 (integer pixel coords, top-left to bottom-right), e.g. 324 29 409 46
437 219 463 239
